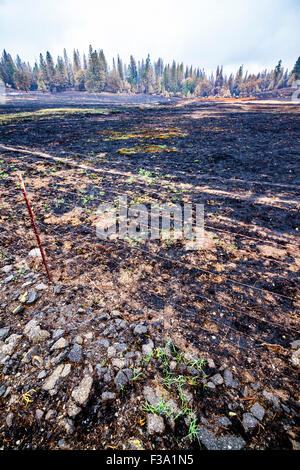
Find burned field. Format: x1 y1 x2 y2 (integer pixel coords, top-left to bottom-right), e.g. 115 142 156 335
0 94 299 450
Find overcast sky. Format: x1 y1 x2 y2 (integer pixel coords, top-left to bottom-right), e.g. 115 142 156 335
0 0 299 74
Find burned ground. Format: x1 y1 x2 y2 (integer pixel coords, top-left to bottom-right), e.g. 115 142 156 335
0 93 299 450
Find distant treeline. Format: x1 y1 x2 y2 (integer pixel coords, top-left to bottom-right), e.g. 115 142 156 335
1 47 300 97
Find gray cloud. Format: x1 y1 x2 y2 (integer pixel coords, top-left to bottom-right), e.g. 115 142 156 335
0 0 299 73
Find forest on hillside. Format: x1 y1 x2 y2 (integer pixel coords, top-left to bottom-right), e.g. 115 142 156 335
1 47 300 97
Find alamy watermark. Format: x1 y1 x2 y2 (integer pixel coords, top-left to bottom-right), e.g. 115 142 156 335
95 196 204 250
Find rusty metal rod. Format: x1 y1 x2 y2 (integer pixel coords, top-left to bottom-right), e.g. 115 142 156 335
18 173 52 281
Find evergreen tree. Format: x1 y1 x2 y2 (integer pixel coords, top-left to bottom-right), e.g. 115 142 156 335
117 55 124 81
73 49 81 74
292 56 300 80
0 50 16 87
127 55 138 89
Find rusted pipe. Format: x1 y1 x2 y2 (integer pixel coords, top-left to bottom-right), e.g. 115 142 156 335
18 173 52 281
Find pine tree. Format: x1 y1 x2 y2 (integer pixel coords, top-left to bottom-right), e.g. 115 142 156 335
142 54 154 93
45 51 55 91
55 56 68 91
0 50 16 87
38 53 48 91
117 55 124 81
73 49 81 74
13 59 31 91
127 55 138 89
232 65 243 96
292 57 300 80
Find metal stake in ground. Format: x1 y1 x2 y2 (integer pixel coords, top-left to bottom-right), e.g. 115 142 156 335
18 173 52 281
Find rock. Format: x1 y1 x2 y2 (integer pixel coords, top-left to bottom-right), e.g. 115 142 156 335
61 363 72 377
250 403 265 421
112 358 127 369
37 370 47 380
22 344 40 364
95 338 110 349
74 335 83 345
68 344 83 363
218 416 232 427
28 248 42 258
143 386 160 406
71 376 93 406
101 391 116 404
52 329 65 341
133 323 148 336
67 400 81 418
107 346 117 358
58 418 74 434
95 365 108 379
206 358 216 369
142 340 154 357
51 337 69 351
24 319 38 336
197 426 219 450
32 355 43 368
210 373 224 386
223 369 239 389
1 265 13 274
198 426 245 450
290 340 300 350
250 382 261 391
84 332 93 342
4 275 14 284
6 412 14 427
42 363 71 391
57 439 70 450
35 409 44 420
102 325 115 337
114 343 128 354
206 381 216 390
104 371 113 383
51 350 68 366
115 319 127 330
0 327 10 341
111 310 122 318
25 290 39 304
77 308 86 315
291 349 300 366
29 327 50 344
147 414 165 435
53 285 63 294
216 435 246 450
114 370 130 390
263 390 280 408
35 282 48 291
1 334 22 356
45 410 56 421
242 413 259 431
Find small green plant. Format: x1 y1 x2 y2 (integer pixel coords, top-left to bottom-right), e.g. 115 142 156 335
184 412 201 446
81 194 94 206
131 368 144 382
142 399 175 418
187 357 206 373
142 351 154 366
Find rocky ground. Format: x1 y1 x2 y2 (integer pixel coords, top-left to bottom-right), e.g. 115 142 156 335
0 94 299 450
0 256 299 450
